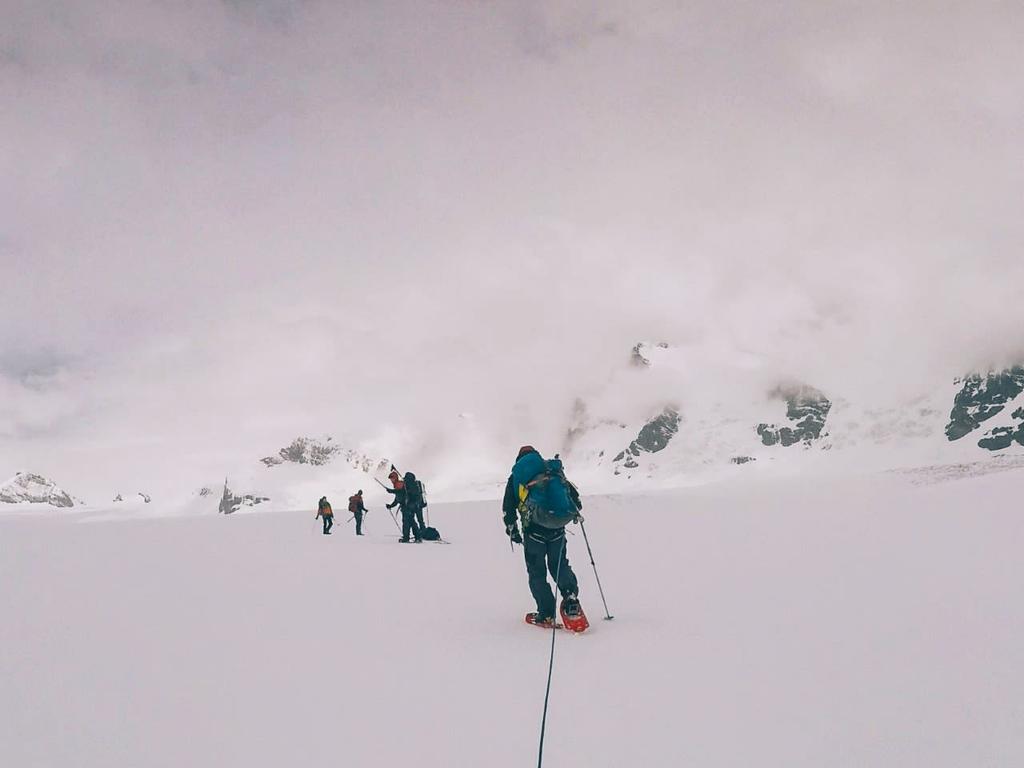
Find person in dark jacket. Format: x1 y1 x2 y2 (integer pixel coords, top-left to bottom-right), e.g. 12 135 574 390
502 446 583 625
348 490 368 535
316 496 334 535
408 472 428 530
386 472 423 543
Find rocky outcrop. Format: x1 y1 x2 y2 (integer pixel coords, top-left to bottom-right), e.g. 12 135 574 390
113 492 152 503
757 385 831 447
219 481 269 515
631 341 669 367
614 406 681 470
262 437 341 467
946 366 1024 443
977 407 1024 450
0 473 75 508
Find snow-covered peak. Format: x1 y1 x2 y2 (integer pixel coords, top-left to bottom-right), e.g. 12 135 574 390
0 473 76 508
260 436 387 474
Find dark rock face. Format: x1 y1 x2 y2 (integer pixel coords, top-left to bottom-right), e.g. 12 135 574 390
757 385 831 447
976 406 1024 451
946 367 1024 443
614 407 681 471
262 437 340 467
219 481 269 515
113 492 151 503
0 473 75 508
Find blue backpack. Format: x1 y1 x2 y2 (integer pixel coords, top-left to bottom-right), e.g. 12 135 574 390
511 451 578 527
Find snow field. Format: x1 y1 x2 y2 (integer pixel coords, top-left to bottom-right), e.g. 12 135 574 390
2 468 1021 766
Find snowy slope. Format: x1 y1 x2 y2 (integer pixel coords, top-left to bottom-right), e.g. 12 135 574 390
2 467 1022 767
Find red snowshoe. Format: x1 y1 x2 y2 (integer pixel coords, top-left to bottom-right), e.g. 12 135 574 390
560 597 589 633
525 612 561 630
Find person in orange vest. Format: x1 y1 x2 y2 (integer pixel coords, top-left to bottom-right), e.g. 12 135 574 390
348 490 368 535
315 496 334 535
387 468 404 491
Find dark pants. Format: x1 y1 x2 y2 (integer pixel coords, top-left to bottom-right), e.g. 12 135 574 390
321 515 333 535
401 507 421 541
524 527 578 618
415 506 426 530
353 511 363 535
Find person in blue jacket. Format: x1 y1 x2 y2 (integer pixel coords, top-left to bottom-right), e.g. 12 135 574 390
502 446 583 626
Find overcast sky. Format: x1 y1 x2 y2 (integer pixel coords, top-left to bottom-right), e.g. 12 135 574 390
2 1 1022 494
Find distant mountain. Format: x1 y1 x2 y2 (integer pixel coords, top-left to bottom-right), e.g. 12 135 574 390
11 349 1023 511
261 436 387 474
561 343 1024 486
0 473 76 508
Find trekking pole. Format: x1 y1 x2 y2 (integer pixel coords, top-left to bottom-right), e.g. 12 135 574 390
579 520 614 620
374 478 404 533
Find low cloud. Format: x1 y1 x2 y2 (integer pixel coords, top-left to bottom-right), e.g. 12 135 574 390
2 1 1022 495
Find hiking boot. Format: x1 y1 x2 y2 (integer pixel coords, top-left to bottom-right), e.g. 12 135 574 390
561 596 581 618
398 537 410 543
414 537 423 543
525 612 556 628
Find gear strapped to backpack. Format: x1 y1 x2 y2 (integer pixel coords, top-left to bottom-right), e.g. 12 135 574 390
512 451 580 530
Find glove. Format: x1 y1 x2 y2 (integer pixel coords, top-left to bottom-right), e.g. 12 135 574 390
573 512 584 524
506 524 522 544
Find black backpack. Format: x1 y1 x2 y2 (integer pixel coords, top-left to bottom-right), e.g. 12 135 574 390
420 526 440 541
404 473 425 508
